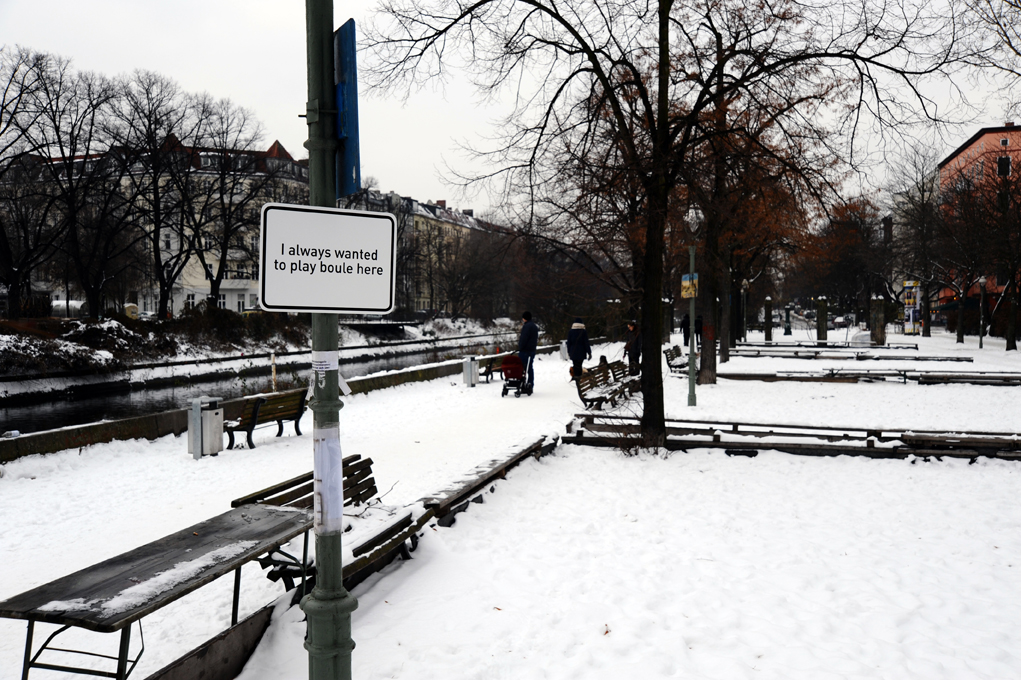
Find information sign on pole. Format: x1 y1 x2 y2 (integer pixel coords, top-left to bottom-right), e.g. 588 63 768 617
681 273 699 299
259 203 396 314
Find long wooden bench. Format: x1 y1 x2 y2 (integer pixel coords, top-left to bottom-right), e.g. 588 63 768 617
225 390 306 449
231 454 422 593
0 504 312 680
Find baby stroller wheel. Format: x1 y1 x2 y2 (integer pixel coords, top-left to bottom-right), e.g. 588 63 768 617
501 385 508 397
515 391 521 398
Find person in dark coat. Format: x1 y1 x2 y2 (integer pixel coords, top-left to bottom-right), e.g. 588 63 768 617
518 311 539 388
624 320 641 376
681 314 691 347
566 317 592 380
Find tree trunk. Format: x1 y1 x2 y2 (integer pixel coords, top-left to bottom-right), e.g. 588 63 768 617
638 0 671 449
719 266 731 363
956 286 966 344
1007 278 1017 351
698 226 719 385
6 273 24 320
921 282 931 337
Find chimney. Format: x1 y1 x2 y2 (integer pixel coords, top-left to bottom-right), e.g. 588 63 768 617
437 200 446 209
1007 122 1015 127
463 209 473 217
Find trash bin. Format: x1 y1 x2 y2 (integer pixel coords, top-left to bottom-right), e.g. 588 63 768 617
463 356 480 387
188 396 223 459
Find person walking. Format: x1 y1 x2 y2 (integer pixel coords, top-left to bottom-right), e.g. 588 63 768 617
566 317 592 380
681 313 690 347
518 311 539 389
624 320 641 376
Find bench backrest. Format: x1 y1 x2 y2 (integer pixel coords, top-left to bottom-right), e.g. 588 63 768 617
607 361 628 383
250 391 306 425
576 368 604 394
231 453 377 509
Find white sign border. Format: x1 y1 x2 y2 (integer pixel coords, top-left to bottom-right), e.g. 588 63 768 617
259 203 397 314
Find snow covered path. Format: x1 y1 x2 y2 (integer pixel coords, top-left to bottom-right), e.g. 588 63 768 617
245 446 1021 680
2 330 1020 679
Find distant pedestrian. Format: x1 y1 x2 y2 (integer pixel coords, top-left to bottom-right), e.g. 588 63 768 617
566 317 592 380
681 314 690 347
624 320 641 376
518 311 539 389
695 315 703 349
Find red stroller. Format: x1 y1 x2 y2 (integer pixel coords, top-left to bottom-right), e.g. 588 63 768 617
500 354 534 397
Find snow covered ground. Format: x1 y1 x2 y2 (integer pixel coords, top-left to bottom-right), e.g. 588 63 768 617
1 328 1020 679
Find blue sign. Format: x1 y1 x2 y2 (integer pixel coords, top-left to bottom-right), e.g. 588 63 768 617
334 19 361 199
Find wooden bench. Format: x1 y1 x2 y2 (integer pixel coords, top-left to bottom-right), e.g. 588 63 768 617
576 364 631 410
0 504 312 680
231 454 422 592
480 354 507 383
607 360 641 394
664 345 689 373
225 390 306 449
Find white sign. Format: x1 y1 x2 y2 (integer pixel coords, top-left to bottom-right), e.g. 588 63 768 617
259 203 396 313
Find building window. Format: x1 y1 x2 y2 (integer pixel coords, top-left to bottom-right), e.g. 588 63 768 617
998 156 1011 177
1002 138 1009 147
185 294 195 309
218 294 226 309
237 293 246 313
163 235 172 250
250 294 258 308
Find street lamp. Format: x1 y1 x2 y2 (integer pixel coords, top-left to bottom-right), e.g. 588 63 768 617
979 275 987 349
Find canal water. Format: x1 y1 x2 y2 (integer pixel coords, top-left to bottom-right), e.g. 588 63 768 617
0 341 506 436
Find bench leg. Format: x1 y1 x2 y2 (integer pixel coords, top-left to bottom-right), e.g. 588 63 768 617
276 420 284 437
232 566 242 626
116 625 131 680
227 431 235 450
293 417 302 437
247 429 256 450
21 620 34 680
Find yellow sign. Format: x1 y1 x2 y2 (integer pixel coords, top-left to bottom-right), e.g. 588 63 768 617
681 274 698 299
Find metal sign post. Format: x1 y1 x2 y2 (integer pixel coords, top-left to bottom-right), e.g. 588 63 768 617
683 249 697 406
298 3 369 679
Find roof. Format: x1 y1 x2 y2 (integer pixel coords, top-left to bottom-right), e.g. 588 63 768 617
938 125 1021 170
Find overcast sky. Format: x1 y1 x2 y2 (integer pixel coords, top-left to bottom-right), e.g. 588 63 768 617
1 1 1011 216
0 0 501 214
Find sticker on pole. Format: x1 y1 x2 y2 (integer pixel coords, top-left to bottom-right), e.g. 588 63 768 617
259 203 396 313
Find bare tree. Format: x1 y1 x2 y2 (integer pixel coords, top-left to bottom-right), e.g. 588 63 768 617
110 70 196 319
368 0 973 445
888 143 944 337
20 54 142 318
174 96 277 308
0 46 51 318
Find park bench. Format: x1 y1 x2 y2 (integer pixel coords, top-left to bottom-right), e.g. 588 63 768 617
231 453 424 593
663 345 689 373
225 390 306 449
575 364 632 410
607 360 641 394
479 354 507 383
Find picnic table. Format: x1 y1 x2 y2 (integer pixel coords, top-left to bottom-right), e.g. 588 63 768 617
0 504 312 680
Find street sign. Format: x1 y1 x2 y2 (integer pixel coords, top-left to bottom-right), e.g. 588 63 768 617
259 203 396 313
681 273 699 298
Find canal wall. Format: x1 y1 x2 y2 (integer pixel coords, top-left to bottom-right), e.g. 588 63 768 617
0 346 560 464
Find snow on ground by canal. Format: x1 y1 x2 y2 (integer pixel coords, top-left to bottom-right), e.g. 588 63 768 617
1 329 1020 679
